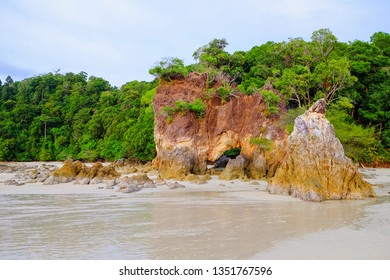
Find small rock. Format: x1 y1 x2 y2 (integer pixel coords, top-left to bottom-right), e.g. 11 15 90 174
89 178 102 185
28 169 38 179
116 174 156 193
170 182 185 189
105 179 117 188
4 179 18 185
118 185 142 193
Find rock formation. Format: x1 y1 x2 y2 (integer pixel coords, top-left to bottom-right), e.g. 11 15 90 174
0 163 55 185
153 73 287 180
213 155 230 169
44 159 120 185
267 99 375 201
117 174 156 193
219 155 248 180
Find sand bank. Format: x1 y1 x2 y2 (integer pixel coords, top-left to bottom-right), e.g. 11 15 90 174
1 162 389 259
0 162 299 202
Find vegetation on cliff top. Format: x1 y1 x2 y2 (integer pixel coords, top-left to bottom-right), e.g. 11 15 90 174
0 29 389 164
160 98 208 123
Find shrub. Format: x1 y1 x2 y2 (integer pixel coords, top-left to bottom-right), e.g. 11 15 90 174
223 148 241 158
327 108 389 164
261 90 280 114
160 98 208 121
249 137 273 151
217 82 235 102
149 58 188 81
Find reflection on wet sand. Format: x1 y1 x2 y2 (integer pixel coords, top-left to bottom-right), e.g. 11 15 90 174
147 193 367 259
0 190 369 259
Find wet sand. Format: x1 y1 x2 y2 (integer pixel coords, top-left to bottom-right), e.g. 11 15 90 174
0 163 389 259
254 168 390 259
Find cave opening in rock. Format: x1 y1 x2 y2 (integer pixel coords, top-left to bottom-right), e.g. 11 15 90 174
223 148 241 159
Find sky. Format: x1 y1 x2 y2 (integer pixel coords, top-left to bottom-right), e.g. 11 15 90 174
0 0 389 87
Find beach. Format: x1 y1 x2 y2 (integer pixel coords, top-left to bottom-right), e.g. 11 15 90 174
0 162 389 259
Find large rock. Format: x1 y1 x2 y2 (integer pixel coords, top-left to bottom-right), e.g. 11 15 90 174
117 174 156 193
219 155 248 180
213 155 230 169
75 162 102 184
267 99 375 201
45 160 120 185
45 159 85 184
153 73 287 179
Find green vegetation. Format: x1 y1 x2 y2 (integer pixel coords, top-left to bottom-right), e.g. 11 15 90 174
216 82 236 103
223 148 241 158
249 137 273 151
0 72 157 162
149 57 188 82
160 98 207 121
327 100 390 164
1 29 389 165
261 90 281 115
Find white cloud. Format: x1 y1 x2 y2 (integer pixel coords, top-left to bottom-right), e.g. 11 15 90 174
1 0 388 86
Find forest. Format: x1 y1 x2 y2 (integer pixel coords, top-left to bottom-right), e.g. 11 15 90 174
0 29 389 165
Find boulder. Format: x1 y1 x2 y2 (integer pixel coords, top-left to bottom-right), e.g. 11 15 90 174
117 174 156 193
45 160 119 185
219 155 248 180
267 99 375 201
213 155 230 168
75 162 102 184
44 160 84 184
94 164 120 180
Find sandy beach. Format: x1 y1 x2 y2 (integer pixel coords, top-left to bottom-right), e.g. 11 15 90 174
0 162 389 259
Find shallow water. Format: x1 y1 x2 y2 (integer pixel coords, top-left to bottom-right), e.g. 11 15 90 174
0 190 376 259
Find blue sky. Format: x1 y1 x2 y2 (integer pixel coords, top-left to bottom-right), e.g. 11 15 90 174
0 0 389 87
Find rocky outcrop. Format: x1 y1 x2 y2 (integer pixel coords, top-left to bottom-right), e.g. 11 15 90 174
44 159 120 185
213 155 230 169
153 73 287 179
267 99 375 201
219 156 248 180
0 163 57 185
117 174 156 193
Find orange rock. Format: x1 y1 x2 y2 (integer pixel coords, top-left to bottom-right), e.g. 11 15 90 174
267 99 375 201
153 73 287 179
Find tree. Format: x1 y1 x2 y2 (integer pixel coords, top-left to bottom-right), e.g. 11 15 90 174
274 65 312 107
370 32 390 56
149 57 188 81
5 75 14 85
311 28 337 61
313 58 357 103
281 37 314 68
193 38 229 62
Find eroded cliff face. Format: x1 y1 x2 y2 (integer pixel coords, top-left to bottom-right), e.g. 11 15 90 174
267 99 375 201
153 73 287 179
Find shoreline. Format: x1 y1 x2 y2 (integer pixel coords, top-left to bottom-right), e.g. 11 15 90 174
1 161 389 201
1 162 390 259
0 161 299 201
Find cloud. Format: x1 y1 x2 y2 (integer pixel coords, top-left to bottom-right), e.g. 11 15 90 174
0 0 388 86
0 61 36 82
